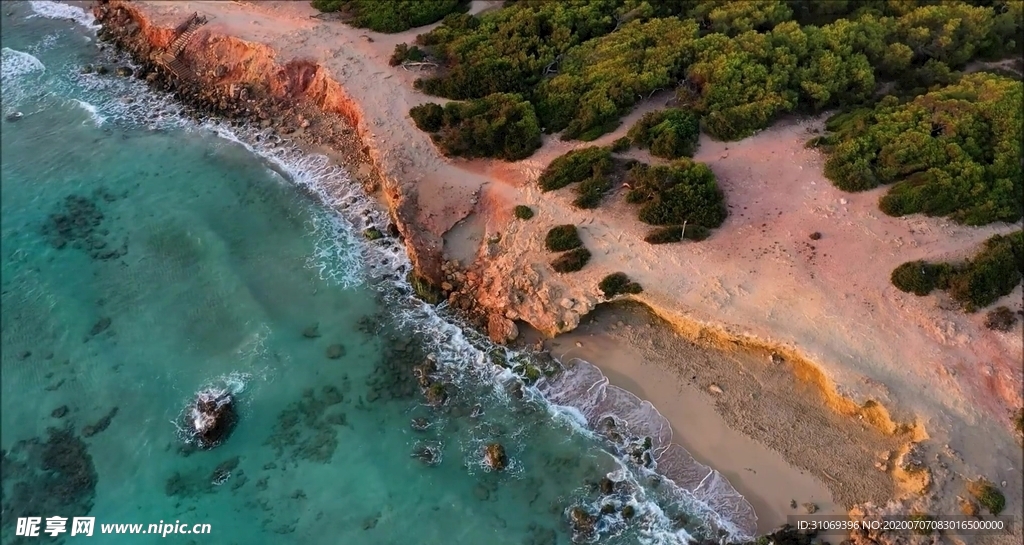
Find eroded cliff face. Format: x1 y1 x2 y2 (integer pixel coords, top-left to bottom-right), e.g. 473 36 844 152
91 1 443 286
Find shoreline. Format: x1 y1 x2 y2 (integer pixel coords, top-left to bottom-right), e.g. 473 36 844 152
82 1 1022 542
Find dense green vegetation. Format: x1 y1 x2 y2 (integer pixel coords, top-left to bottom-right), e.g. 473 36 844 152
626 108 701 159
403 0 1022 157
625 161 727 227
817 74 1023 225
513 205 534 220
891 231 1024 311
311 0 469 33
599 272 643 297
537 147 619 209
408 94 541 161
534 17 699 140
545 225 583 252
552 247 592 273
538 147 614 191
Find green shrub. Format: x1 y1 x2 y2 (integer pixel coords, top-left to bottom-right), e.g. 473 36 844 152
984 306 1018 331
599 272 643 297
946 232 1023 311
545 225 582 252
1014 408 1024 437
967 479 1006 515
409 93 541 161
890 260 952 296
312 0 469 33
611 137 631 153
513 205 534 220
821 74 1023 225
643 224 711 244
573 175 612 209
627 108 701 159
625 161 727 227
552 247 591 273
538 147 613 191
892 231 1023 311
410 102 444 132
390 43 425 66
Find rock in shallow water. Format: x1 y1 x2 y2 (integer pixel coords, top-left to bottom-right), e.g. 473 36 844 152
483 443 508 471
184 389 237 449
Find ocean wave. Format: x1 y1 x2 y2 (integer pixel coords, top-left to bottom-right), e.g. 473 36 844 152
47 29 757 544
73 98 106 126
1 47 45 81
28 1 100 29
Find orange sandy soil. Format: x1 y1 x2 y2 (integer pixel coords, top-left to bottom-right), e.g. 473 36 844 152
125 1 1022 537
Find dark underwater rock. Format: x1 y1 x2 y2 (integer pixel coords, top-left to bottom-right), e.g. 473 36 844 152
184 389 237 449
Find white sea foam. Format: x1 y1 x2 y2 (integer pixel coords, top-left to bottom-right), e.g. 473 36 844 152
74 98 105 126
28 1 100 29
1 47 45 80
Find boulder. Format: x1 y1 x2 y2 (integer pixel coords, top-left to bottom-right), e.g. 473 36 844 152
568 507 596 538
483 443 508 471
185 388 237 449
487 314 518 344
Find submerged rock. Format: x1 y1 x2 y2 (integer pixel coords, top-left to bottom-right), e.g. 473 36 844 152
302 324 320 338
568 507 596 538
411 444 441 466
325 343 346 359
5 111 23 122
184 389 237 449
82 407 119 437
483 443 508 471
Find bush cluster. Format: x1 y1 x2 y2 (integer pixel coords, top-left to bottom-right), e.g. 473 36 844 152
545 225 582 252
891 230 1023 311
513 205 534 220
389 43 424 66
626 108 701 159
599 272 643 297
625 161 727 228
820 74 1023 225
552 248 591 273
410 0 1019 145
537 146 617 209
643 224 711 244
311 0 469 33
409 93 541 161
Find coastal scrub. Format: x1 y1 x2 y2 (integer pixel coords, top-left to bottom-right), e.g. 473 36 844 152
599 273 643 298
311 0 469 33
967 479 1006 515
552 248 591 273
513 205 534 220
545 225 582 252
625 161 727 228
626 108 701 159
409 93 541 161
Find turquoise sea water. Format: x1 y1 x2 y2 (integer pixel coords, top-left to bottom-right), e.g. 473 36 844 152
1 3 755 544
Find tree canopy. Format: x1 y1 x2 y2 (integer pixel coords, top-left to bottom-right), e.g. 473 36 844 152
818 73 1023 225
310 0 469 33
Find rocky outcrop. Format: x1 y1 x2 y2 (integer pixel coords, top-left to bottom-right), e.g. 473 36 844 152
185 389 237 448
483 443 508 471
91 1 443 286
441 259 598 338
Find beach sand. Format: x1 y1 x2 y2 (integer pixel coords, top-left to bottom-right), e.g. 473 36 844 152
107 0 1023 537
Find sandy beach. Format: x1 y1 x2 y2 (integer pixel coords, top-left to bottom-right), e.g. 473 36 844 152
90 0 1023 540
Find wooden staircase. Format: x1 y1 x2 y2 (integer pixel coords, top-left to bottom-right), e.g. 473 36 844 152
157 13 206 81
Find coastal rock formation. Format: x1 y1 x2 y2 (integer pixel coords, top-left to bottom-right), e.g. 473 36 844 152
483 443 508 471
567 506 597 540
486 314 518 344
92 1 445 289
184 389 237 449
